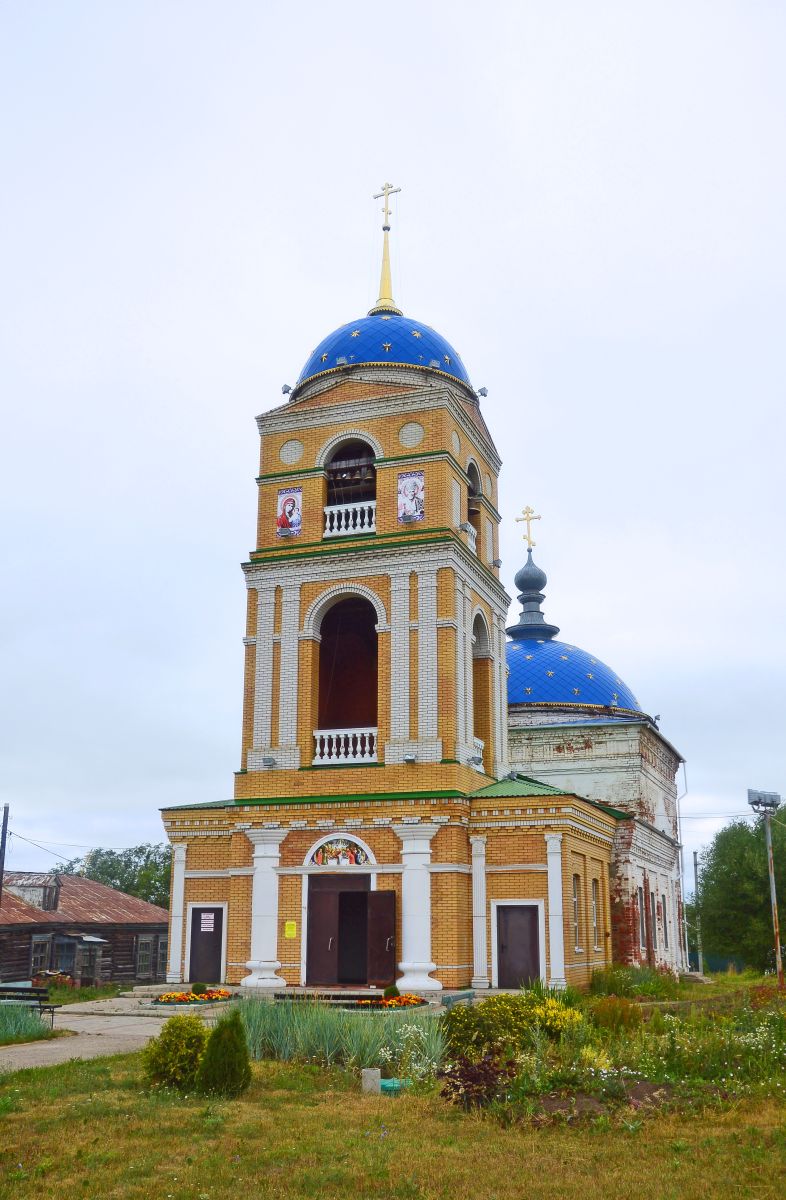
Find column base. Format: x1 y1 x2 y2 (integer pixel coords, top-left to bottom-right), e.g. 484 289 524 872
471 975 490 989
548 975 567 991
397 962 442 992
166 971 183 985
240 960 287 989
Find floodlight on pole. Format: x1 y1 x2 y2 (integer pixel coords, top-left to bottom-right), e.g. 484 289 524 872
747 789 784 991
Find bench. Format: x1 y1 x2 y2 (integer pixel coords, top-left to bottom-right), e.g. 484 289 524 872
441 990 474 1010
0 987 62 1027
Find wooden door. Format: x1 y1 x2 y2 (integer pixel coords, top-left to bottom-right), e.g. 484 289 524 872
366 891 396 987
306 890 340 985
188 907 224 983
497 905 539 989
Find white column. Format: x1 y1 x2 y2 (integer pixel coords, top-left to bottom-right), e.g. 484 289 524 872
277 582 301 753
545 833 567 988
166 843 187 983
470 835 489 988
464 587 474 749
389 572 410 741
252 587 276 749
393 823 442 992
417 570 438 742
240 826 288 989
454 578 467 762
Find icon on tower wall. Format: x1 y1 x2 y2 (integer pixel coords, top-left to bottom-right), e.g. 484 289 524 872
276 487 302 537
397 470 425 523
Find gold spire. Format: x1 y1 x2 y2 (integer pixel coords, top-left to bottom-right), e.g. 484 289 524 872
368 182 403 316
516 506 541 548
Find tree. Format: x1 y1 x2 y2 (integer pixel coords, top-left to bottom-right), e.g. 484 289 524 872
59 843 172 909
196 1008 252 1097
696 817 786 970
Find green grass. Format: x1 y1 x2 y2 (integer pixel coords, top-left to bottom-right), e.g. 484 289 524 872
42 983 122 1006
0 1055 785 1200
0 1004 55 1047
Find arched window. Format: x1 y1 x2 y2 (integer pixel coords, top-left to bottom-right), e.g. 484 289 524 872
313 596 378 764
470 612 491 772
465 462 482 555
324 440 377 536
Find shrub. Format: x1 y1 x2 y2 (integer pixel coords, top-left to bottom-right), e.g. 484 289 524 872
383 984 400 1000
190 982 208 996
443 990 583 1059
142 1013 208 1090
196 1009 252 1097
439 1054 517 1109
589 964 680 1000
587 995 643 1033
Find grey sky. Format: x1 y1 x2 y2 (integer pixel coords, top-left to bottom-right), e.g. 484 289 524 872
1 2 784 880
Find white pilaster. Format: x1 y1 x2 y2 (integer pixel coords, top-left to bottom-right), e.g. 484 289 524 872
393 823 442 992
277 582 301 754
497 621 510 772
240 826 288 989
545 833 567 988
389 572 410 741
491 613 503 778
470 835 490 988
464 585 474 750
166 843 187 983
417 570 439 743
251 587 276 749
454 577 467 763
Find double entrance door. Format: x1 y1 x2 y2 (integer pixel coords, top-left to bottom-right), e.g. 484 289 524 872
306 874 396 987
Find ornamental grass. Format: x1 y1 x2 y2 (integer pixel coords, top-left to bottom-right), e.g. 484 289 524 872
0 1004 54 1047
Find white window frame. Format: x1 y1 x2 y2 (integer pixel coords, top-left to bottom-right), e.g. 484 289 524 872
572 874 582 951
591 878 600 950
638 886 646 949
662 893 669 949
650 891 658 952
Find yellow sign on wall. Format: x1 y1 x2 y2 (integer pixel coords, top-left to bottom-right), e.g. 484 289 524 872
284 920 297 939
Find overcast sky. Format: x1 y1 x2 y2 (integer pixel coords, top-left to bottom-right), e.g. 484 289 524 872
1 2 784 883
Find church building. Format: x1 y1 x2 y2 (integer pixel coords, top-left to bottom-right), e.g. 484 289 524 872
161 187 686 991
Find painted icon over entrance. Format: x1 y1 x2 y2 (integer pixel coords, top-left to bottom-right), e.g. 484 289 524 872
276 487 302 537
310 838 369 867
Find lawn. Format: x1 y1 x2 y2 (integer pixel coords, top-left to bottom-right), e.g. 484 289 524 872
1 1055 785 1200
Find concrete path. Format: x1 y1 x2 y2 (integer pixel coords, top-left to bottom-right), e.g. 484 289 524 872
0 995 202 1074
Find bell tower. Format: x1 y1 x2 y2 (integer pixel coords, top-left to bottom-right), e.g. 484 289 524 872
236 187 510 803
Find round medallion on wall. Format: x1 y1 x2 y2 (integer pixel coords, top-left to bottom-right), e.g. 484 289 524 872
451 431 461 456
279 439 304 466
399 421 425 449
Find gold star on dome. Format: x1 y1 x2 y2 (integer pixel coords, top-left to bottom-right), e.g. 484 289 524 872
586 673 594 679
382 342 392 352
411 330 422 338
612 693 619 703
525 654 534 661
444 354 451 364
525 687 532 695
573 688 580 695
380 315 392 320
560 655 569 661
320 353 328 362
351 330 361 337
546 670 555 677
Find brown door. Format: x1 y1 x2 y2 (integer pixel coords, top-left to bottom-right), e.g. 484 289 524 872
497 905 539 988
366 891 396 987
306 890 340 985
188 907 224 983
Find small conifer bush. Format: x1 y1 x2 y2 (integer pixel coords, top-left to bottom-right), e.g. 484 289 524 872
190 981 208 996
383 984 400 999
196 1008 252 1097
142 1013 208 1090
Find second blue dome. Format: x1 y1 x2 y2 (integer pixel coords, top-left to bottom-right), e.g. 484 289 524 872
507 639 642 712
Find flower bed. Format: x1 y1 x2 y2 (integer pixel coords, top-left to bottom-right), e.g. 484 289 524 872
153 989 232 1005
356 993 425 1009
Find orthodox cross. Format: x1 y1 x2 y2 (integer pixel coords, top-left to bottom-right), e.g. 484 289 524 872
516 505 541 548
373 182 401 228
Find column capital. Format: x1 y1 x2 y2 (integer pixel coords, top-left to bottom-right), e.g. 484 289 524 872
245 826 288 851
392 822 441 847
171 842 187 862
545 832 563 852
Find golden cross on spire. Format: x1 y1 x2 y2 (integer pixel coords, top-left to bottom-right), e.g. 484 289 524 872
516 505 541 548
373 181 401 229
368 181 403 316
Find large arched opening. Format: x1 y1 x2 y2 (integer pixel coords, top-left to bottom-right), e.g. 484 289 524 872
324 439 377 536
313 596 378 764
471 611 492 772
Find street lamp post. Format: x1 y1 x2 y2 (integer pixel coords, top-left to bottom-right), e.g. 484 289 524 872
747 789 784 991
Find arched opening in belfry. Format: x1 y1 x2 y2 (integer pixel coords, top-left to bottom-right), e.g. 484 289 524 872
314 596 379 764
471 612 492 772
324 440 377 536
466 462 482 556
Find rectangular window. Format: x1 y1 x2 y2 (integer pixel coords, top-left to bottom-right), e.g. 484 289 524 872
662 893 669 949
31 936 51 976
650 892 658 951
54 938 76 975
572 874 581 949
591 879 600 948
157 938 168 978
638 886 646 948
136 937 153 977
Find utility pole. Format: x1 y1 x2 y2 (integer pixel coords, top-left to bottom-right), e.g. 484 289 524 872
747 789 784 992
0 804 9 909
693 850 704 975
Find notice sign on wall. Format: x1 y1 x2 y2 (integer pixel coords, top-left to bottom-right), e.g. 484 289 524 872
200 912 215 932
284 921 297 939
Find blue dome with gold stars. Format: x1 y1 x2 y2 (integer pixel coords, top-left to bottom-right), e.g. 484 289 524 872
295 313 472 391
505 547 643 714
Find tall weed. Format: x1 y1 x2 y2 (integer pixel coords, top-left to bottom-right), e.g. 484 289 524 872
0 1004 52 1046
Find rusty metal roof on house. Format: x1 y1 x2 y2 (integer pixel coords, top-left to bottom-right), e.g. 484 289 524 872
0 889 69 927
2 873 168 925
2 872 59 888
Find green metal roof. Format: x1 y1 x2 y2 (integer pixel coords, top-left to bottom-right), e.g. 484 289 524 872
471 774 566 799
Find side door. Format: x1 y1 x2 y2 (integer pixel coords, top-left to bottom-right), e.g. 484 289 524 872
366 890 396 988
306 890 340 985
497 905 539 989
188 907 224 983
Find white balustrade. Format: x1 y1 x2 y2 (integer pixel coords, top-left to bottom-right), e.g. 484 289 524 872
465 524 477 554
324 500 376 537
471 735 485 772
313 728 378 765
